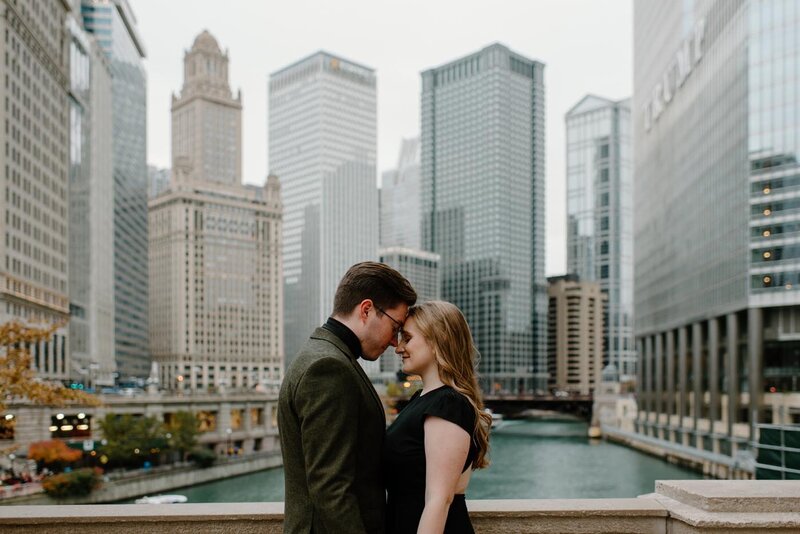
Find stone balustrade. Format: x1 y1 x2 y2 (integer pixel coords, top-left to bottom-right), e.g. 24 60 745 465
0 481 798 533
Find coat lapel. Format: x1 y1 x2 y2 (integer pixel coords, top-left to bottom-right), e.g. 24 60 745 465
311 328 385 426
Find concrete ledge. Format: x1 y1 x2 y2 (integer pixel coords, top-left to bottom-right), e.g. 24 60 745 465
0 501 667 534
0 503 283 534
469 498 668 533
1 481 799 533
655 480 800 513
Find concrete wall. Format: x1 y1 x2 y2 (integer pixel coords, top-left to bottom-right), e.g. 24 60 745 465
0 481 798 533
5 454 282 505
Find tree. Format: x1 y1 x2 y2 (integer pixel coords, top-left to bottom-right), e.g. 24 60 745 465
42 467 102 498
165 411 199 462
97 413 165 468
0 321 99 413
28 440 82 472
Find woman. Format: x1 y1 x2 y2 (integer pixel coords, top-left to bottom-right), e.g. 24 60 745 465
384 301 492 534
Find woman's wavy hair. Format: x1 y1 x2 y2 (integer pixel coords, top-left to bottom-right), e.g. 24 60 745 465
407 300 491 469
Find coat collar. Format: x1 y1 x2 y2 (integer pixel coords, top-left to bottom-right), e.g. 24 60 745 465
310 326 385 422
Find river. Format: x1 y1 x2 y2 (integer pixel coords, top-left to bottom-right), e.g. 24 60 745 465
141 419 702 502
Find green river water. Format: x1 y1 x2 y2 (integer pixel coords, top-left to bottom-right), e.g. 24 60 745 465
132 419 702 502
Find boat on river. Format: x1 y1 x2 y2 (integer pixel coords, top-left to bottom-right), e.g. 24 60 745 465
135 494 188 504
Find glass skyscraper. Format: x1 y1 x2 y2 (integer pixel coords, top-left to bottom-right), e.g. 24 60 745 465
565 96 635 380
82 0 149 381
68 11 116 387
380 137 421 250
269 52 378 365
634 0 800 474
421 43 547 394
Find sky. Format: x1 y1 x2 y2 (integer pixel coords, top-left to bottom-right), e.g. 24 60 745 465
136 0 633 276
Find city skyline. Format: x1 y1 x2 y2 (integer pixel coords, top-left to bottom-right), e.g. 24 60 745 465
135 0 633 276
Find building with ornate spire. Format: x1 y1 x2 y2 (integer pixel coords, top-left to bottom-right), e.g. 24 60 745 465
171 30 242 186
149 30 283 393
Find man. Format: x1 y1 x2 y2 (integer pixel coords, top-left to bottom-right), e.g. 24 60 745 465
279 262 417 534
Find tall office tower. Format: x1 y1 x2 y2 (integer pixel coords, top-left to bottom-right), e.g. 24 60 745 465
269 52 378 364
635 1 800 470
374 247 441 381
565 95 635 381
0 1 71 381
67 12 116 387
421 43 547 394
150 31 284 393
380 137 421 249
148 165 170 199
547 275 605 396
82 0 148 382
171 31 242 186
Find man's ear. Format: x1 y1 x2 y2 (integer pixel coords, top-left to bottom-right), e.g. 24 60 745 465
358 299 373 324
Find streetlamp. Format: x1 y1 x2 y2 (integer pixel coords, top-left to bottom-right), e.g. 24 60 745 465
226 428 232 456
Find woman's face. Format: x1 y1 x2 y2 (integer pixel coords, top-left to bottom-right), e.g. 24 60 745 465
395 316 437 376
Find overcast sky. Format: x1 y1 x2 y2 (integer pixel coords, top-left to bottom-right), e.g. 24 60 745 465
136 0 633 276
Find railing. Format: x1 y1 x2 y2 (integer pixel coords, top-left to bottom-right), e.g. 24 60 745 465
754 423 800 479
0 481 798 533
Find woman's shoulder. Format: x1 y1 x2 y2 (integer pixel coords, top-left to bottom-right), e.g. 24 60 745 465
424 386 475 429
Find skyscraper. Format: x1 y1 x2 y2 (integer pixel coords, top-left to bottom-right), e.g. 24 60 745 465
565 95 635 380
68 9 116 387
269 52 378 364
634 0 800 470
547 275 605 396
147 165 170 199
82 0 148 381
375 247 440 381
0 0 71 381
171 31 241 186
380 137 421 250
421 43 547 394
149 31 284 393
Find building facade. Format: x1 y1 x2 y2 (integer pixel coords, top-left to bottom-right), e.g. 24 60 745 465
3 392 280 458
380 137 421 250
82 0 149 381
565 95 635 380
421 43 547 394
269 52 378 365
171 31 241 186
0 0 72 381
149 31 284 393
547 275 605 396
634 0 800 469
148 165 170 199
374 247 441 381
67 10 116 387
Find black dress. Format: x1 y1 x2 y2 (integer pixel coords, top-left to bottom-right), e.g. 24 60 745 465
384 385 477 534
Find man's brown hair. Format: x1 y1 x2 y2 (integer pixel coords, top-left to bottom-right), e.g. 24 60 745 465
332 262 417 316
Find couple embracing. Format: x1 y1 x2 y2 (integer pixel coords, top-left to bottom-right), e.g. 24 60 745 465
278 262 491 534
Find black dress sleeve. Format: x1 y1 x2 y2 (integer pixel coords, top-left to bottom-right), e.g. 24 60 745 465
423 388 476 435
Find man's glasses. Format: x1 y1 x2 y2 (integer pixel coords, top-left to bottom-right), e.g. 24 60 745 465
374 304 403 341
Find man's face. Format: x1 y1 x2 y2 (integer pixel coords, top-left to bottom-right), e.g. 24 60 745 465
361 302 409 361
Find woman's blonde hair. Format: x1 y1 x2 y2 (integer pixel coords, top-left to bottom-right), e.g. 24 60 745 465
407 300 491 469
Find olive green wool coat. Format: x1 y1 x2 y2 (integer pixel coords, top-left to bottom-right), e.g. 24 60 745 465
278 327 386 534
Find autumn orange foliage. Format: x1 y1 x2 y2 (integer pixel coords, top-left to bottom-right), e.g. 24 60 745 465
28 439 82 466
0 321 100 414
